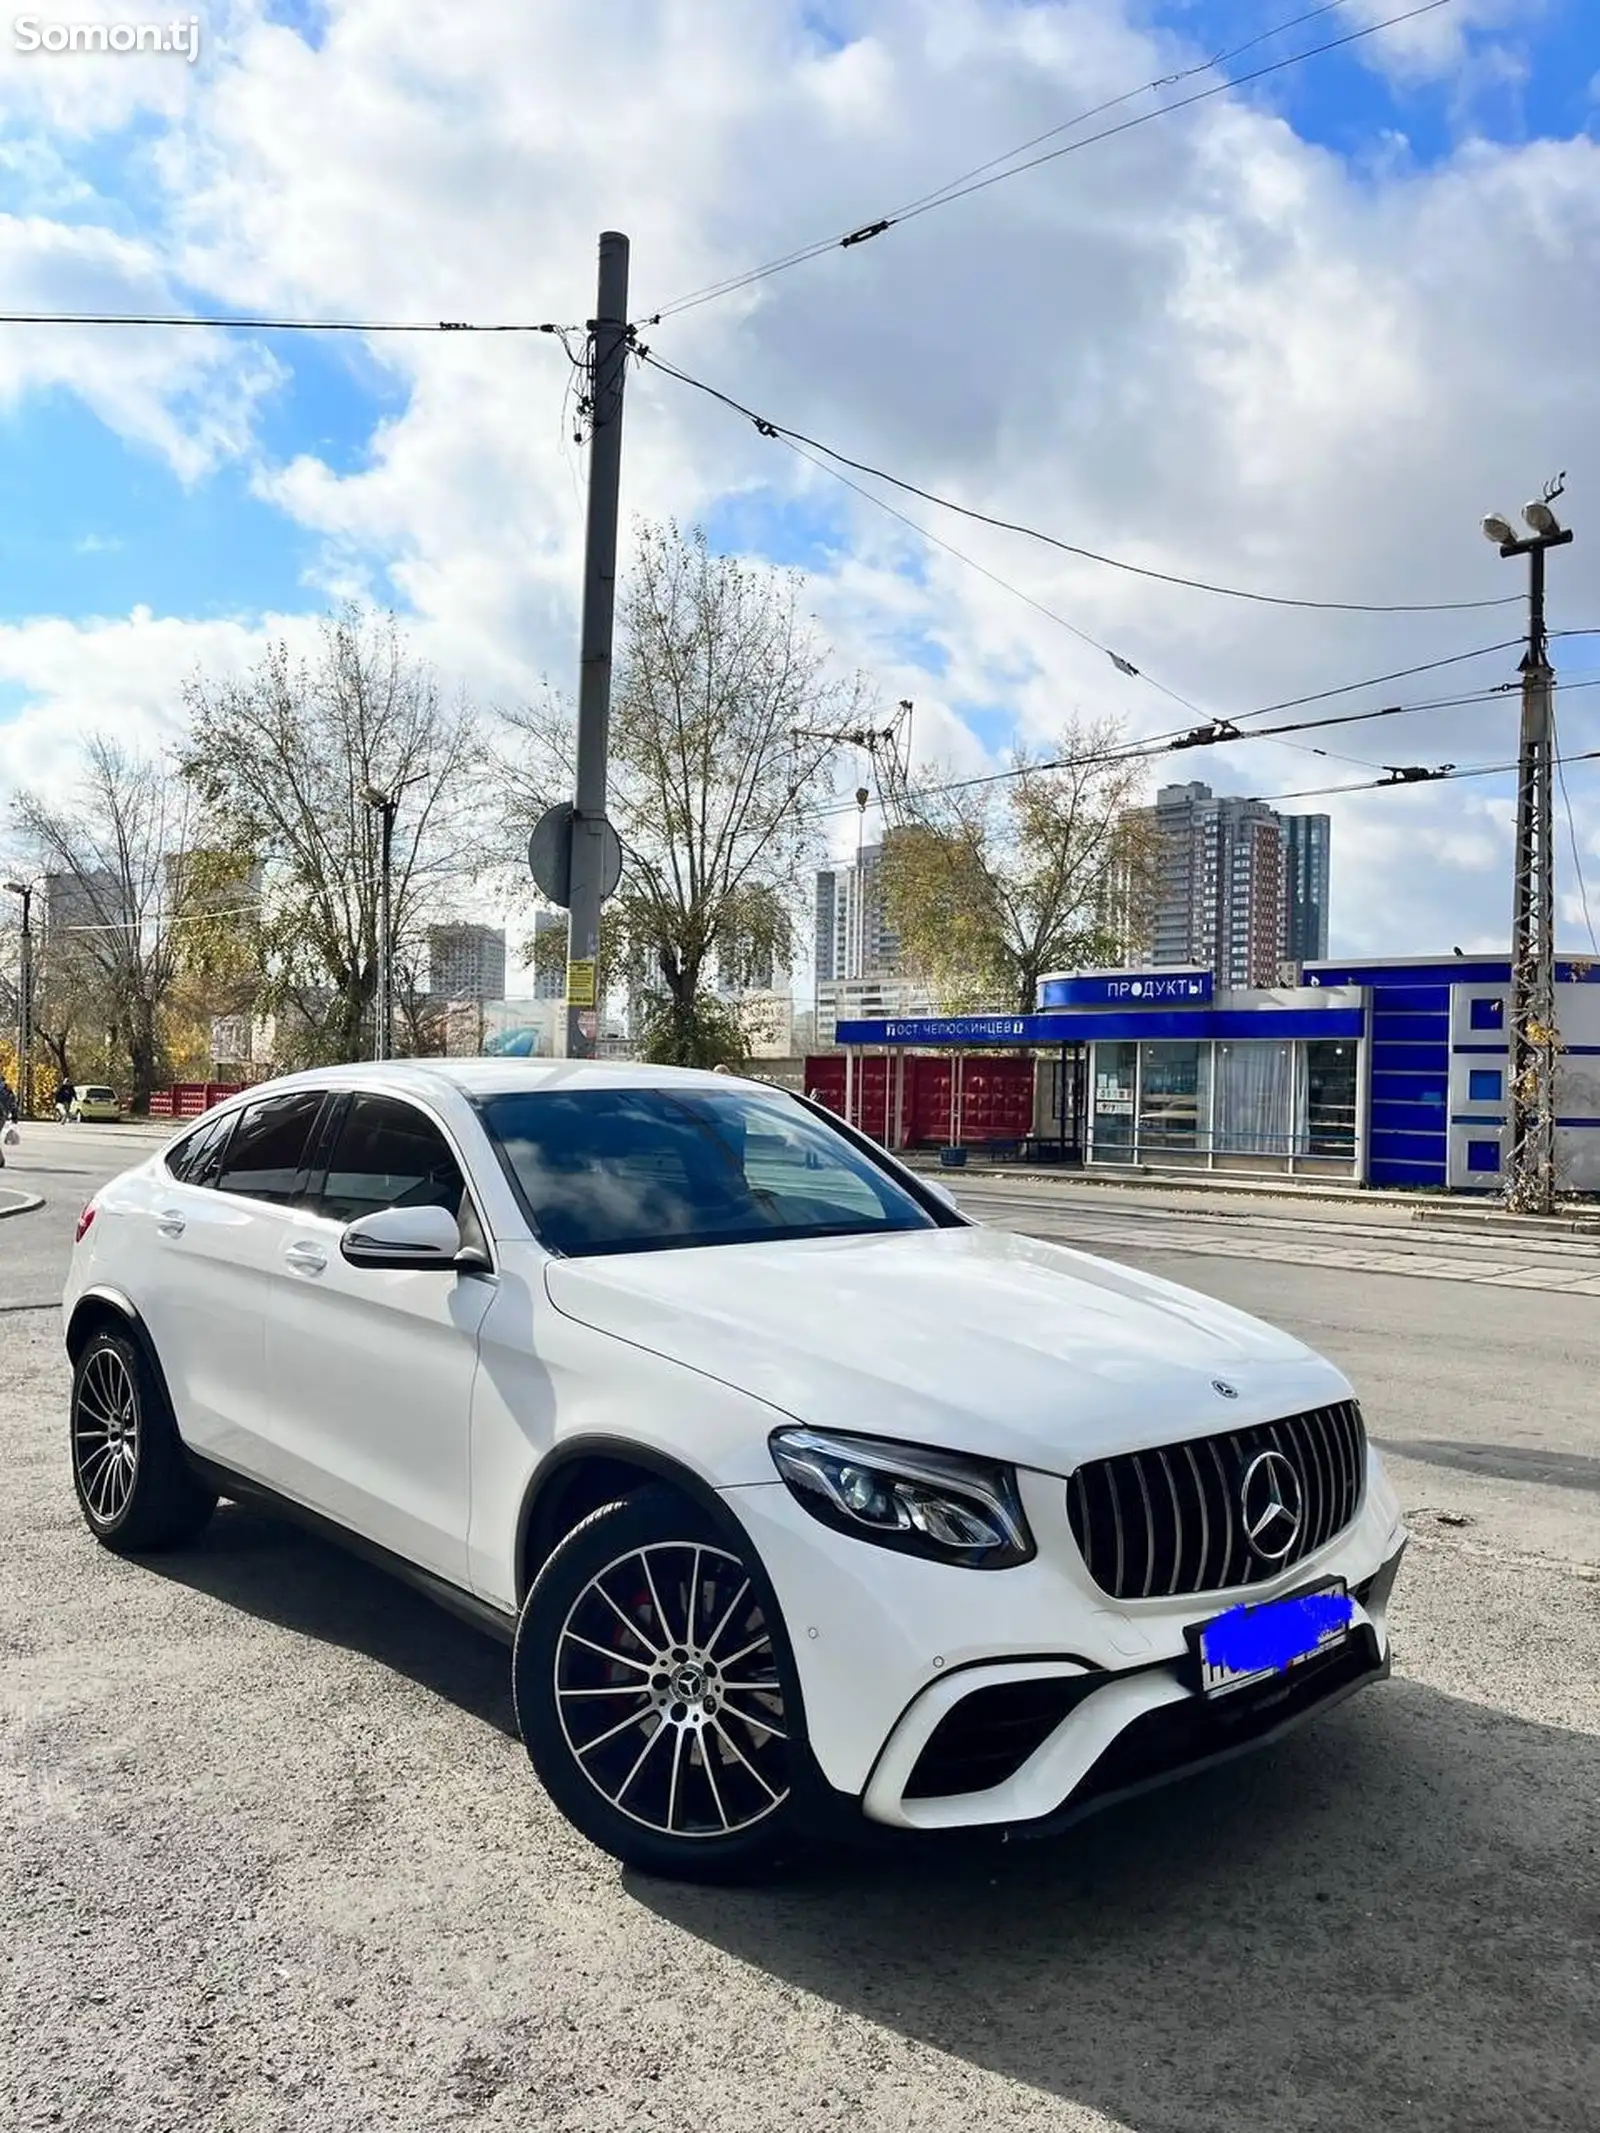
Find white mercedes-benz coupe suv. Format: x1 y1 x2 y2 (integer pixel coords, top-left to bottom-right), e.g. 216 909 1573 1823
63 1060 1407 1880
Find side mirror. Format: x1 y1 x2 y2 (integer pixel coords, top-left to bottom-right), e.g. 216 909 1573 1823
924 1178 961 1214
341 1203 474 1271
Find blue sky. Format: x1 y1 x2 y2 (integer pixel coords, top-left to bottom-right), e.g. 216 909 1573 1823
0 0 1590 635
1153 0 1595 163
0 325 415 620
0 0 1595 958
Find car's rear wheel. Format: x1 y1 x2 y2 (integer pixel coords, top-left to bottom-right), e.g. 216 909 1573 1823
514 1487 818 1881
70 1327 217 1553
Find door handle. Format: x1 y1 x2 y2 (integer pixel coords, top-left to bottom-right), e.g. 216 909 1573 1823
284 1242 328 1275
154 1209 186 1238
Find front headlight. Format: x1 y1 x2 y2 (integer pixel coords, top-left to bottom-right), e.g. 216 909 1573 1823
768 1427 1034 1569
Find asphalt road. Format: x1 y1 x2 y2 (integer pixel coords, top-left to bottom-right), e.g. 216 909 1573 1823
2 1130 1596 2132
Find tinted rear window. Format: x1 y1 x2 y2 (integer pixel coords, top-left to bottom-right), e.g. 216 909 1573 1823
167 1109 236 1187
215 1091 325 1206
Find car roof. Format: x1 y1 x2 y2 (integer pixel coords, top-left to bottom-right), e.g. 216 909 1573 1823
207 1059 792 1107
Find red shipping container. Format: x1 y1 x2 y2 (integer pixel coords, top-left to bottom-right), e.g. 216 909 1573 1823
804 1052 1034 1149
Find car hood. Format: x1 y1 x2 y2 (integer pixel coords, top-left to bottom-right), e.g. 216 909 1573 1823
543 1225 1350 1474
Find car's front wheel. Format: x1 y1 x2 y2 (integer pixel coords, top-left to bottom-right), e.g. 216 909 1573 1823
70 1327 218 1553
514 1487 818 1881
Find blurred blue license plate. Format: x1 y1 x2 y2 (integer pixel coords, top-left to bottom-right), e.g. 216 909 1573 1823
1197 1581 1352 1698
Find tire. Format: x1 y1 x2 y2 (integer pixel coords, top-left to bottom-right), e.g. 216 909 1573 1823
514 1486 821 1882
70 1326 218 1553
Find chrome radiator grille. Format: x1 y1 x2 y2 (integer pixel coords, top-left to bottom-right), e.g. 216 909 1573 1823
1065 1402 1367 1599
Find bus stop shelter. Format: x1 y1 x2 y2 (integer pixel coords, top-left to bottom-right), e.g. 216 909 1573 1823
813 970 1369 1178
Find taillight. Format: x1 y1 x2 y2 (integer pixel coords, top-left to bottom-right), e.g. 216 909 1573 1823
74 1203 97 1244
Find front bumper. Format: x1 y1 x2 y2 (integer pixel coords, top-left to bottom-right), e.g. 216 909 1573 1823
725 1450 1406 1832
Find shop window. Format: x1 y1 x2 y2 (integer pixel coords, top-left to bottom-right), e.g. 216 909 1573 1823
1468 1068 1503 1103
1091 1042 1137 1162
1215 1043 1295 1157
1466 1139 1501 1174
1469 996 1506 1031
1305 1041 1357 1158
1138 1042 1208 1151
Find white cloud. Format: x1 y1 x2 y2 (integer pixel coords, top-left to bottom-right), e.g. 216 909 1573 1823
0 213 283 480
0 0 1596 960
1344 0 1540 85
0 607 314 804
0 0 209 136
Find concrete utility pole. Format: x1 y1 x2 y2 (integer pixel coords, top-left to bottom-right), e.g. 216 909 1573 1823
565 230 630 1061
1482 483 1574 1215
4 878 35 1117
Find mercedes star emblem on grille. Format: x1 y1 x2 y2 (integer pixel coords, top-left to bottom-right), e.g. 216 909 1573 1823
1240 1448 1304 1562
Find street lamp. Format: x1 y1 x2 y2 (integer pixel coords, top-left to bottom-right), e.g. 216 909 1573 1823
363 776 427 1062
1480 477 1575 1214
362 784 400 1062
3 877 38 1119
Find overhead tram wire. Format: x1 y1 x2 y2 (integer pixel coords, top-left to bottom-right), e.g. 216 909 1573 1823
1552 701 1600 956
636 349 1516 616
771 434 1550 730
640 0 1456 323
802 674 1600 823
641 1 1347 322
0 311 582 335
639 336 1567 746
816 738 1600 831
883 0 1358 225
1220 639 1528 720
777 432 1206 720
1264 747 1600 807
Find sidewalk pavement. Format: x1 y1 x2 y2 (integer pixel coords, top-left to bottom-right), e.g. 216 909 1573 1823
11 1115 180 1140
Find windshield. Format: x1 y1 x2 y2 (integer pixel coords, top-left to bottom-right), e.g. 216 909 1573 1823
479 1085 939 1257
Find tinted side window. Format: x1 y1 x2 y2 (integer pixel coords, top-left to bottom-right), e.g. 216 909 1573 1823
316 1094 467 1226
167 1110 233 1187
215 1092 325 1206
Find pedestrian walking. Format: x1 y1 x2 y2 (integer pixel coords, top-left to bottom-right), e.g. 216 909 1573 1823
54 1077 75 1122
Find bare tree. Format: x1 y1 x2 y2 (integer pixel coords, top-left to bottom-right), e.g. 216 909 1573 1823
394 949 447 1057
29 927 118 1088
880 718 1159 1016
502 523 867 1065
181 606 485 1067
11 740 201 1110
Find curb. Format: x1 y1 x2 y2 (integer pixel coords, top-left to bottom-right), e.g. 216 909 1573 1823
901 1157 1448 1213
0 1189 44 1220
903 1155 1600 1224
1412 1207 1600 1239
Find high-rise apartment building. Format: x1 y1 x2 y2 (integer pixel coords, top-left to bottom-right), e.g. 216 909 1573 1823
530 910 566 1001
427 922 507 1002
1283 811 1332 964
813 840 901 985
1137 783 1331 988
44 868 129 939
813 838 926 1043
